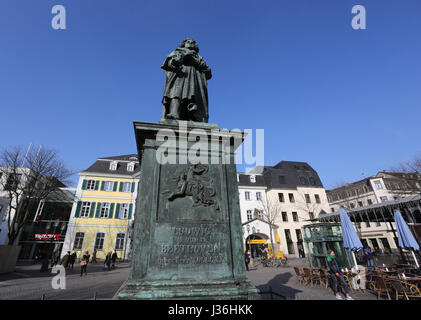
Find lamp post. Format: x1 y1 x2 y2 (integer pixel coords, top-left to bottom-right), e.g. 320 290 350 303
246 224 251 256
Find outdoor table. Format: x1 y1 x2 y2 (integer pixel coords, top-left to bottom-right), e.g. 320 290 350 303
385 275 421 298
341 270 360 292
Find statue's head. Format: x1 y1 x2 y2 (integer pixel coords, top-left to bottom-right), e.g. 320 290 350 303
180 38 199 53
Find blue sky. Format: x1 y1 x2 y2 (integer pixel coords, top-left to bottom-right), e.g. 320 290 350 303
0 0 420 188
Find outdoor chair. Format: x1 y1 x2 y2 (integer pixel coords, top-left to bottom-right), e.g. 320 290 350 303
293 267 306 285
389 279 410 300
311 268 324 288
302 268 319 287
319 267 330 289
373 275 392 300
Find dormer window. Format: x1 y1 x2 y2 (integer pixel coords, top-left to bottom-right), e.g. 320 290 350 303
127 162 135 172
110 161 118 171
250 175 256 183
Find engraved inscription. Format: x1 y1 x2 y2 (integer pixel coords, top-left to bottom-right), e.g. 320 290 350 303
156 224 228 269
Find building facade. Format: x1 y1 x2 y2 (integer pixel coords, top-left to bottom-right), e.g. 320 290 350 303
239 161 331 259
326 171 421 253
237 172 278 258
62 154 140 260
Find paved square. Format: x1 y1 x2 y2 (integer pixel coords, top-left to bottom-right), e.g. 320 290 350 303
0 259 380 300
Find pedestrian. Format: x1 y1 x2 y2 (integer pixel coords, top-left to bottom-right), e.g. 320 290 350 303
111 251 118 269
364 247 375 268
60 251 71 270
80 251 90 276
69 251 77 270
104 251 112 270
244 250 250 271
50 250 58 267
91 249 97 263
326 250 354 300
40 249 49 272
298 247 306 263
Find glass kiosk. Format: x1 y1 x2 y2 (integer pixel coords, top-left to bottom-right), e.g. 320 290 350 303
302 223 354 268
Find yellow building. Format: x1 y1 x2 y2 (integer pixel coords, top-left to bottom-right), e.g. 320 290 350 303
62 154 140 261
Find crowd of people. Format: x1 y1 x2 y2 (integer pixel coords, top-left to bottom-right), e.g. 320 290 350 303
35 248 121 276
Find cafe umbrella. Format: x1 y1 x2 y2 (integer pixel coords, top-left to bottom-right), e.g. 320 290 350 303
394 209 420 268
340 208 363 268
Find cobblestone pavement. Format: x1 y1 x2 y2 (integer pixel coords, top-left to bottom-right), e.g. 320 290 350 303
0 259 381 300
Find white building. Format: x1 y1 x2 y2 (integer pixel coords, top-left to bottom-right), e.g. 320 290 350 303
239 161 332 259
326 171 421 252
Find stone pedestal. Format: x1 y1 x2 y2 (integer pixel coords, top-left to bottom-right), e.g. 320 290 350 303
114 120 259 299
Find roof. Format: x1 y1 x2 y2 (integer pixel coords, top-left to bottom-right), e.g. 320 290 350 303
250 161 324 190
237 173 266 187
316 194 421 223
81 154 140 176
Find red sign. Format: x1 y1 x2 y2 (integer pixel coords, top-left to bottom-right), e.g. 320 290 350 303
34 234 60 241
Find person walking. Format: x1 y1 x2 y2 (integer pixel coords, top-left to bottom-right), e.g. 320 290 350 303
104 251 112 271
69 251 77 270
111 251 118 269
91 249 97 263
80 251 90 276
298 247 306 263
327 250 354 300
60 251 71 270
244 250 250 271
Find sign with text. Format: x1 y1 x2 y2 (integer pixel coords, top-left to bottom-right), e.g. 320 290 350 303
34 234 60 241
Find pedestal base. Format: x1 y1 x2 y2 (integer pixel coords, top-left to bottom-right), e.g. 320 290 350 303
114 278 260 300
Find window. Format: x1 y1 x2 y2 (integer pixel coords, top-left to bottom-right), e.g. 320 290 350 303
115 233 126 251
365 222 371 228
80 202 91 218
119 203 129 219
250 175 256 183
300 177 307 185
309 177 316 186
288 193 295 203
416 182 421 189
367 199 373 205
350 203 355 208
94 233 105 250
282 212 288 222
100 203 110 218
278 193 284 202
380 196 388 203
245 192 250 201
86 180 96 190
314 194 321 204
292 212 299 222
284 229 295 254
278 176 285 184
305 194 311 204
358 201 363 207
73 232 85 250
127 162 135 172
120 182 131 193
374 180 383 189
103 181 114 192
257 210 264 219
256 192 262 201
309 212 314 220
295 229 303 242
246 210 253 221
110 161 118 171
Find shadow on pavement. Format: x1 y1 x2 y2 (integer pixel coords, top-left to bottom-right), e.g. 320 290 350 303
256 272 303 300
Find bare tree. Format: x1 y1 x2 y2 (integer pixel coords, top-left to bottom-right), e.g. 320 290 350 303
0 145 73 245
256 194 281 258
